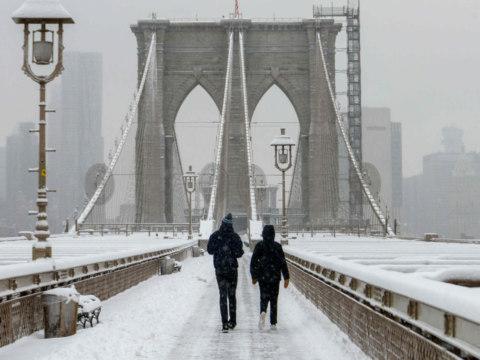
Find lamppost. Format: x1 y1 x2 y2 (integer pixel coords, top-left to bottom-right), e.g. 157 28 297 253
256 180 267 221
12 0 74 260
270 129 295 244
183 166 198 240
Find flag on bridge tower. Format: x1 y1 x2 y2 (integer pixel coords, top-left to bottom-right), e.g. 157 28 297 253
235 0 239 18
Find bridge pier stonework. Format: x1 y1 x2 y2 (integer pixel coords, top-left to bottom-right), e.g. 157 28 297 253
131 19 342 226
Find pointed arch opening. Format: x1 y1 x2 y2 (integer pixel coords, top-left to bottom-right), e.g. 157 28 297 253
251 84 300 215
175 85 220 210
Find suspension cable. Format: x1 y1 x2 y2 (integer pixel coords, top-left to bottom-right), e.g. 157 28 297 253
316 30 394 236
71 33 157 233
239 30 258 221
207 30 234 220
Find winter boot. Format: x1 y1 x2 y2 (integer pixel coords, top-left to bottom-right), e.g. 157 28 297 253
258 312 267 330
228 322 237 330
270 324 277 331
222 323 229 333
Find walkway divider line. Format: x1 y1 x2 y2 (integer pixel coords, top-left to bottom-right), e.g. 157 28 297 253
316 31 394 235
72 34 157 233
207 30 234 221
239 30 258 221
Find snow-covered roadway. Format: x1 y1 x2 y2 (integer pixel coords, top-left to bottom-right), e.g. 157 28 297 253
0 253 369 360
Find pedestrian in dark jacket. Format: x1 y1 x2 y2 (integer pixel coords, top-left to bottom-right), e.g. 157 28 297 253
207 213 244 333
250 225 289 330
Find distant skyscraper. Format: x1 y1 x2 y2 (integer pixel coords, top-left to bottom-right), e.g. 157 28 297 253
402 174 424 236
0 147 5 201
362 108 403 224
46 83 62 232
448 151 480 239
56 52 104 228
442 127 464 154
403 126 480 237
6 122 37 233
391 122 403 224
0 147 7 229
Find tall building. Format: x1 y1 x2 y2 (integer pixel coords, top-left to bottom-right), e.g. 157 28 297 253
6 122 37 233
0 147 5 201
448 151 480 239
362 108 403 225
442 127 463 154
54 52 104 230
391 122 403 224
402 127 480 237
402 174 424 236
46 83 63 232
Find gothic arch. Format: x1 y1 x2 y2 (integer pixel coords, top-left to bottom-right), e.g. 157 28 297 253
249 75 309 135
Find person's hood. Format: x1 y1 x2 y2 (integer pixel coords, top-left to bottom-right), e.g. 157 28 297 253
262 225 275 242
220 222 234 233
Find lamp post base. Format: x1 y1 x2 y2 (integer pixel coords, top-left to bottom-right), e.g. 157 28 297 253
32 241 52 260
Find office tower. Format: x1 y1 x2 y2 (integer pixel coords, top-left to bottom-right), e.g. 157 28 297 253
57 52 104 228
391 122 403 225
448 151 480 239
6 122 37 233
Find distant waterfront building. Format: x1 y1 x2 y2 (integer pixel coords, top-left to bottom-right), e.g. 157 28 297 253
6 122 37 233
362 108 403 226
55 52 104 229
448 150 480 239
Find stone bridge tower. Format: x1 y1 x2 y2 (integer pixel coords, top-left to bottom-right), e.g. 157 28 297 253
131 18 342 225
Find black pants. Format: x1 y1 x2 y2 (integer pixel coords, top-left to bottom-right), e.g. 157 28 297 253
259 281 280 325
215 268 238 325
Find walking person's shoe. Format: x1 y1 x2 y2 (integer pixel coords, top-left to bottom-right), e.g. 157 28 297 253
270 324 277 331
228 322 237 330
222 323 229 333
258 312 267 330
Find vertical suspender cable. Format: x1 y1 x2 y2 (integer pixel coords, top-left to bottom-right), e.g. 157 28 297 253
238 30 258 221
207 31 234 220
71 33 157 233
316 31 394 236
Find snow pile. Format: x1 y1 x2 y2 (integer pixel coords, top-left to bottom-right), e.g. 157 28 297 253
420 267 480 283
79 295 101 313
43 285 80 304
12 0 73 22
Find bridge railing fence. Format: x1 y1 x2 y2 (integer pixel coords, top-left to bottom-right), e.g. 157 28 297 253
271 223 385 238
76 223 200 237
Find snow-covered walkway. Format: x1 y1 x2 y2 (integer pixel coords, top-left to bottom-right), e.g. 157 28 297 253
169 255 369 360
0 253 369 360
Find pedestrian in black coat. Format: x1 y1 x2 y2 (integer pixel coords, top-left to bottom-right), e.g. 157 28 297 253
207 213 244 333
250 225 289 330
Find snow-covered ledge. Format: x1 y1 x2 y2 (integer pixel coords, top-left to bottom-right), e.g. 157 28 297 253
0 241 195 298
284 246 480 358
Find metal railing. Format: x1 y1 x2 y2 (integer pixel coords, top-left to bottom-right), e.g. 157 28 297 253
272 223 385 238
76 223 200 237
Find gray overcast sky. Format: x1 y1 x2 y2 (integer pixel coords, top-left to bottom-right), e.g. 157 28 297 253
1 0 480 178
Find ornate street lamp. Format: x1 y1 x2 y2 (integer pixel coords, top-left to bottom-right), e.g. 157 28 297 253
183 166 198 240
12 0 74 260
271 128 295 244
256 180 267 221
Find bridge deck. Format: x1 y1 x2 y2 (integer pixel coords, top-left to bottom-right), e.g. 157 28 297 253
0 253 369 360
